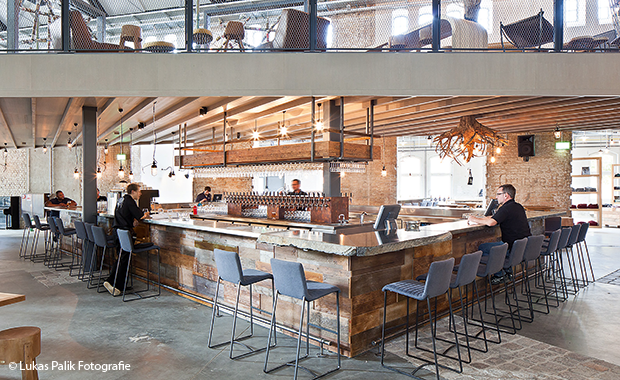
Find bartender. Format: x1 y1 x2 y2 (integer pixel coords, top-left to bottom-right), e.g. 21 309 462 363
45 190 77 217
195 186 212 204
287 179 307 195
97 188 107 202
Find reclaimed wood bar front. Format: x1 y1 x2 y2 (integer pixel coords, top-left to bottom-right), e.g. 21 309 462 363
44 207 561 357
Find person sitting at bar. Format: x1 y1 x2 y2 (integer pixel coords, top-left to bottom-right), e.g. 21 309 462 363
45 190 77 217
103 183 150 296
467 184 531 283
287 179 307 195
195 186 212 204
96 188 107 202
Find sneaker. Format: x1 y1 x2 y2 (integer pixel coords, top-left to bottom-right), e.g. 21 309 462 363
103 281 121 296
490 275 505 285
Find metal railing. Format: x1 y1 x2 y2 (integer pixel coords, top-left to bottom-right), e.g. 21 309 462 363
1 0 618 53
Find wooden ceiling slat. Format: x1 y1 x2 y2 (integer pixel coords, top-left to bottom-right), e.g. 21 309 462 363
97 97 157 142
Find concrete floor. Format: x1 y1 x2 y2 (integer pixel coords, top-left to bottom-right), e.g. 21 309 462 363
0 228 619 379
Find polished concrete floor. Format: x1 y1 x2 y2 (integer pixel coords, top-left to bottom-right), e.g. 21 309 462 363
0 228 619 379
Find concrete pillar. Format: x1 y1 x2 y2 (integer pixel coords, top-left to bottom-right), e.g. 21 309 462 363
82 106 97 223
322 99 341 197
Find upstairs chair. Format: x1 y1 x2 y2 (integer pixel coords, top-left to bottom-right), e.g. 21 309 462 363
119 25 142 50
265 258 341 380
257 9 330 51
563 36 609 51
208 249 274 359
499 9 554 51
221 21 246 52
69 10 131 52
380 257 459 380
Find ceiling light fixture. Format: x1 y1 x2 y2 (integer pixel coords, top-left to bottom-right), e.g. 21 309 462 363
104 139 109 155
554 126 561 139
252 120 260 140
96 167 102 179
67 131 72 149
199 106 208 117
73 168 79 179
427 135 433 146
381 165 387 177
42 138 47 153
315 103 324 131
118 165 125 178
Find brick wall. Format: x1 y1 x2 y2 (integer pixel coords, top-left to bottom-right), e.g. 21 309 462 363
486 132 572 213
193 177 252 199
341 137 395 206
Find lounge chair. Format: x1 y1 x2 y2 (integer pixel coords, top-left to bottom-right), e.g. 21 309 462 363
499 9 553 51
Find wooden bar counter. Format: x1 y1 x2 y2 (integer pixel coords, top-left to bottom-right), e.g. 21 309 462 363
43 207 562 357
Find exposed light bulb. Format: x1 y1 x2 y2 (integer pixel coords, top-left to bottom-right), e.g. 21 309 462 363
42 145 47 153
340 171 346 177
73 168 79 179
427 136 432 146
96 167 102 179
316 121 324 131
554 130 561 139
168 170 176 180
128 170 134 181
490 156 496 163
118 166 125 178
67 139 72 149
151 161 158 176
280 126 288 135
252 130 260 140
104 144 109 155
381 165 387 177
496 146 501 154
460 143 465 150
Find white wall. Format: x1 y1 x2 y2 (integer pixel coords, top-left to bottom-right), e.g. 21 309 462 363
139 144 193 203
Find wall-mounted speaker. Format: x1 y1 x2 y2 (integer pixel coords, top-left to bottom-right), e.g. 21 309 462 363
517 135 535 158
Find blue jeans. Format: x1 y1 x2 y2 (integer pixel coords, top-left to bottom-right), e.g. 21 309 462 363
478 241 511 277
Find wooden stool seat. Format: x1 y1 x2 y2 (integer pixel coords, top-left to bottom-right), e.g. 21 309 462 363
193 28 213 45
0 326 41 380
143 41 175 53
119 24 142 50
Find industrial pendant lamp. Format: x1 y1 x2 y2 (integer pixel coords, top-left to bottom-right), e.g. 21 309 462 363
73 168 79 179
104 139 109 155
96 167 102 179
150 102 158 176
315 103 324 131
42 138 47 153
67 131 72 149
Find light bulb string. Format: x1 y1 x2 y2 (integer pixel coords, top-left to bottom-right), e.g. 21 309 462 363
152 101 158 162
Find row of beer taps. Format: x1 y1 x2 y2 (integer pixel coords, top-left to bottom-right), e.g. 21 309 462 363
223 191 350 209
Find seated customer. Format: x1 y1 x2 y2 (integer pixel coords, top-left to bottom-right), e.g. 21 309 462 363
468 184 531 283
103 183 149 296
96 188 107 202
195 186 212 205
45 190 77 217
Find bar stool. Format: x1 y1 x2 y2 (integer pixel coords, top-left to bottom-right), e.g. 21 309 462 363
0 326 41 380
515 235 545 322
19 213 33 259
575 222 595 283
81 223 98 283
533 229 562 307
208 249 275 359
91 225 117 292
380 258 458 380
556 227 578 295
494 237 527 333
471 243 508 345
46 217 71 270
29 215 49 263
116 229 160 301
417 251 484 363
73 221 88 278
53 217 78 276
564 224 583 291
264 258 341 380
119 24 142 50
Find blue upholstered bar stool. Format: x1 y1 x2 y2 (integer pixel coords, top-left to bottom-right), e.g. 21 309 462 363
555 227 575 296
472 243 508 344
73 221 88 278
82 223 98 284
19 213 33 259
534 229 563 307
491 237 527 333
575 222 595 283
380 257 457 380
53 217 78 274
265 258 341 380
515 235 546 322
207 249 275 360
564 224 583 291
46 216 72 270
91 225 117 292
29 214 49 262
116 229 160 301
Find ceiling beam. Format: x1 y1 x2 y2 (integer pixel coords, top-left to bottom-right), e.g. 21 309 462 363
97 97 157 142
51 98 83 148
0 103 17 149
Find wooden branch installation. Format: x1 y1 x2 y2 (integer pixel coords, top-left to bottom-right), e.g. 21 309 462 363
433 115 508 165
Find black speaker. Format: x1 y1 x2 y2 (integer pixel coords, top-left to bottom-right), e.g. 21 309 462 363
517 135 535 157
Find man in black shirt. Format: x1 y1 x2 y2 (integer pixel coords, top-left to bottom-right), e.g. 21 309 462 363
287 179 307 195
45 190 77 217
195 186 212 204
96 188 107 202
468 184 531 282
103 183 149 296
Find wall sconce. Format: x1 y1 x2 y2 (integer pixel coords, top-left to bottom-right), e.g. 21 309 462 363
381 165 387 177
199 107 208 117
96 167 102 179
73 168 79 179
150 160 158 176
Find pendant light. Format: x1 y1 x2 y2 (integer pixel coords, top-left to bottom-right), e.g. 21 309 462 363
150 102 158 176
381 165 387 177
315 103 324 131
104 139 109 155
42 138 47 153
381 135 387 178
279 111 287 136
252 120 260 140
67 131 72 149
73 168 79 179
96 167 102 179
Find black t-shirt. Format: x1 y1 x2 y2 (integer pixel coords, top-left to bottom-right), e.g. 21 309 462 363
195 192 211 203
97 196 108 202
287 190 307 195
113 194 144 232
48 197 74 217
491 199 531 248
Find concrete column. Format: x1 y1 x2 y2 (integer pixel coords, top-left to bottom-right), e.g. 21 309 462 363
322 99 341 197
82 106 97 223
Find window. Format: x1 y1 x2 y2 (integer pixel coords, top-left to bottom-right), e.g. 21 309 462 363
246 25 263 47
325 19 333 48
598 0 612 24
429 156 452 198
446 3 464 19
565 0 586 27
398 156 423 199
477 0 493 33
419 5 433 26
392 9 409 35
